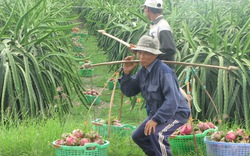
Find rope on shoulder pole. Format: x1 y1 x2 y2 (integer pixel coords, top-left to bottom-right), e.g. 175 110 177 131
82 60 238 71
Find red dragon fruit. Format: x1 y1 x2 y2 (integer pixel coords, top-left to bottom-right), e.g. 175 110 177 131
55 139 66 145
72 129 84 138
225 131 237 142
79 138 90 146
197 122 210 132
207 122 216 129
61 133 71 140
66 135 78 146
93 138 104 145
236 128 245 137
211 131 224 141
180 123 192 135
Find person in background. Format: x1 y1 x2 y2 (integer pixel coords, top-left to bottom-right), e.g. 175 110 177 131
119 35 190 156
143 0 192 104
143 0 176 71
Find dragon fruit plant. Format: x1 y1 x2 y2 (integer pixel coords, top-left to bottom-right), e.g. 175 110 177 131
55 129 104 146
210 128 250 143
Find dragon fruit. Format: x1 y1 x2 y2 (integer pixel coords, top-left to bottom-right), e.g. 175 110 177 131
197 122 210 132
211 131 224 141
72 129 84 138
180 123 193 135
225 131 237 142
66 135 78 146
79 138 90 146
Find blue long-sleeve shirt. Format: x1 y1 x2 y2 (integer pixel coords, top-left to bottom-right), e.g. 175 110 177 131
119 59 190 124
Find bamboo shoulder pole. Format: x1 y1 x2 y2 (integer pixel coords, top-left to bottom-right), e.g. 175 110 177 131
83 60 238 71
95 30 238 70
98 30 131 47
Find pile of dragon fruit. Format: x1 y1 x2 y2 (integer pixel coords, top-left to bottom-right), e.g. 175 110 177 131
92 118 123 126
55 129 104 146
171 121 217 135
83 89 99 96
210 129 250 143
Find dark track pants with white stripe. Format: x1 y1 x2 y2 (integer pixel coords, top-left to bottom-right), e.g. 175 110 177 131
132 117 185 156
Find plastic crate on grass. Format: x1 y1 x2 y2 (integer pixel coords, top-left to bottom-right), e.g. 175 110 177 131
53 140 109 156
79 69 93 77
107 80 120 90
86 94 100 105
204 136 250 156
92 119 136 137
79 61 92 66
169 128 217 155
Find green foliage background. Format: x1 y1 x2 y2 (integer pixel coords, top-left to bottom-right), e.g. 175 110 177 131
0 0 249 128
0 0 90 123
80 0 250 129
0 0 249 155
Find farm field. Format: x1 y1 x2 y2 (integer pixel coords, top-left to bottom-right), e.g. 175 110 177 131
0 0 249 156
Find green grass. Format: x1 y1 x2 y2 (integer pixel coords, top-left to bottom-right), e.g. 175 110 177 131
0 115 145 156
